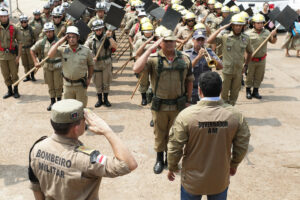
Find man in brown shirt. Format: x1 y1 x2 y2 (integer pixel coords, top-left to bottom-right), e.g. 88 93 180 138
167 71 250 199
29 99 138 200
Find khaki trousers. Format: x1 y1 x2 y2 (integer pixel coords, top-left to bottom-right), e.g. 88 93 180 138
93 63 112 93
221 72 242 106
63 84 88 107
21 48 34 73
152 110 179 152
0 58 19 86
138 70 150 94
44 68 63 98
246 59 266 88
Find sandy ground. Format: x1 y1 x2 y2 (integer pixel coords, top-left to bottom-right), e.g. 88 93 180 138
0 1 300 199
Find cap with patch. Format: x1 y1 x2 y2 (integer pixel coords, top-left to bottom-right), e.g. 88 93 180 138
51 99 84 123
161 29 176 40
193 30 206 39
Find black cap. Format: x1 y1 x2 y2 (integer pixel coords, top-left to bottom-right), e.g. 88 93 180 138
160 7 182 31
276 5 298 30
66 0 87 20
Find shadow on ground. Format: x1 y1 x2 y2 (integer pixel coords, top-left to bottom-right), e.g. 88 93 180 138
0 165 28 186
245 117 281 127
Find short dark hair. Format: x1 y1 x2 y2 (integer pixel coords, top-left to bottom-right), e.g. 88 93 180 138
198 71 222 97
50 119 81 135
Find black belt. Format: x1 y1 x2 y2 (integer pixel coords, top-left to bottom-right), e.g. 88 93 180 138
22 45 33 49
46 59 62 64
161 99 177 105
63 77 82 83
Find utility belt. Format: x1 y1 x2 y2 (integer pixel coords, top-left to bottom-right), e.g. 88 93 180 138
22 44 33 49
251 54 267 62
63 74 87 88
151 95 186 111
46 59 62 64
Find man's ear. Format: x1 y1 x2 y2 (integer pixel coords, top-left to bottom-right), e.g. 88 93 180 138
198 87 204 98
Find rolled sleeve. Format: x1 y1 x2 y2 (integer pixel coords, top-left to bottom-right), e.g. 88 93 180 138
167 115 189 171
231 115 251 168
246 39 253 54
87 49 95 67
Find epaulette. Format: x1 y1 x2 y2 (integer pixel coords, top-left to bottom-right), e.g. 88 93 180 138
75 145 102 164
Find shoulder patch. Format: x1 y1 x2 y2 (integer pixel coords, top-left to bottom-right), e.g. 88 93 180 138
75 146 97 155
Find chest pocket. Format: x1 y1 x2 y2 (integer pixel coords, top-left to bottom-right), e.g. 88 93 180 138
225 40 233 52
78 54 87 65
240 42 247 51
63 54 71 63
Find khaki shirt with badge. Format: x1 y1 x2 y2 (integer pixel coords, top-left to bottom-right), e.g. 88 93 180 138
30 134 131 200
0 23 22 60
144 50 194 111
31 37 61 70
245 28 271 58
57 44 94 86
168 100 250 195
216 31 253 75
17 25 36 48
84 34 112 71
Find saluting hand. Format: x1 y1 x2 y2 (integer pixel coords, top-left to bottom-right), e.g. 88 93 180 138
220 23 231 31
149 37 163 52
84 109 113 135
145 36 154 44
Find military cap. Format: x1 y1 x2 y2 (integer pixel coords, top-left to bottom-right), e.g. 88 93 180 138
161 29 176 40
51 99 84 123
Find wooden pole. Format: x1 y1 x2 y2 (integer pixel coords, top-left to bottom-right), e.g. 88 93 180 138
117 44 130 61
131 73 144 99
95 35 107 59
176 31 194 50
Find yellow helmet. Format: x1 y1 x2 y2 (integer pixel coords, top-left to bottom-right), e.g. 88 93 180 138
141 22 154 31
231 14 246 25
252 13 265 23
214 2 222 9
194 23 206 31
230 5 240 14
131 0 142 7
207 0 215 5
184 12 196 20
240 11 249 20
221 6 230 13
171 0 181 5
140 17 151 24
155 25 168 37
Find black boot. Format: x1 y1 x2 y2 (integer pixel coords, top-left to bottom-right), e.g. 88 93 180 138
141 93 147 106
3 86 13 99
252 88 262 99
95 93 103 107
153 152 164 174
246 88 252 99
13 86 20 98
23 75 31 82
103 93 111 107
57 97 61 101
47 98 56 111
150 119 154 127
241 77 245 86
31 72 37 82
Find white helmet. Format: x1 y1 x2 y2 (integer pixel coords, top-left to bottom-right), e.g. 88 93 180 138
43 22 55 32
92 19 105 31
0 7 9 16
43 3 51 9
66 26 80 35
52 6 62 16
62 2 70 9
19 15 29 22
96 2 106 11
33 9 41 15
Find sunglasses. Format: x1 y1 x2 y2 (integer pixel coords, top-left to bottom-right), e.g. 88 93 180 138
53 16 61 19
21 21 28 24
187 20 195 22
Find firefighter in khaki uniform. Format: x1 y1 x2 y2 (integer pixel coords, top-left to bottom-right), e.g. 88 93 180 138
85 20 117 108
28 99 137 200
18 15 37 82
245 14 277 99
88 2 106 29
30 9 45 40
30 22 63 111
0 8 22 99
167 72 250 199
133 22 155 106
48 26 94 107
41 3 52 23
52 7 66 38
207 14 253 106
177 12 197 50
133 30 194 174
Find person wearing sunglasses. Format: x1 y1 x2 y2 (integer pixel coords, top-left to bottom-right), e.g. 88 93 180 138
177 12 197 50
51 6 66 38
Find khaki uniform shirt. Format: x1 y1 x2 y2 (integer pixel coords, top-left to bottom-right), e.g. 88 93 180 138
124 11 136 25
168 100 250 195
17 25 36 48
30 134 131 200
41 13 52 23
84 34 112 71
144 50 194 111
133 35 155 57
177 26 194 50
125 17 138 31
216 31 253 75
0 23 22 60
57 44 94 86
174 22 185 36
245 28 271 58
29 19 45 39
31 37 61 70
54 22 66 38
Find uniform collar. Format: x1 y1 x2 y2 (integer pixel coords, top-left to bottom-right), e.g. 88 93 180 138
67 44 82 52
51 133 82 146
197 99 224 107
201 97 221 101
158 49 180 59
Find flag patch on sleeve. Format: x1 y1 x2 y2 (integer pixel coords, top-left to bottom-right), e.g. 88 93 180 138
96 154 107 165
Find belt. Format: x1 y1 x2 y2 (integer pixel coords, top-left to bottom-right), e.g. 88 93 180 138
94 69 103 72
161 98 177 105
63 77 82 83
251 54 267 62
22 44 33 49
46 59 62 64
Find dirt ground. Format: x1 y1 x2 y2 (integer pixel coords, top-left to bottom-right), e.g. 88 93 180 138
0 1 300 199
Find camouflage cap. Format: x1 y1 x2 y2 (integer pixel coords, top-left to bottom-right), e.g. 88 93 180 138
51 99 84 123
